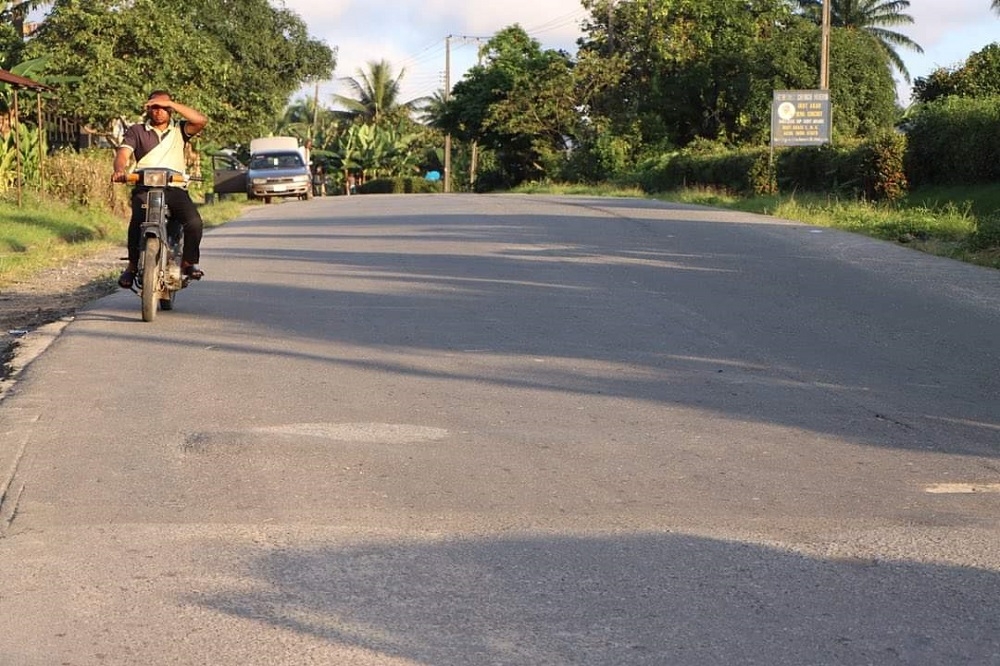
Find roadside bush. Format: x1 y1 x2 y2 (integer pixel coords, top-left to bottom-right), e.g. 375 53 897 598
861 131 908 202
970 210 1000 249
905 96 1000 187
628 144 854 196
357 177 442 194
562 127 641 184
747 153 777 196
43 148 130 218
630 144 763 194
627 138 912 203
406 177 442 194
775 143 868 195
356 178 394 194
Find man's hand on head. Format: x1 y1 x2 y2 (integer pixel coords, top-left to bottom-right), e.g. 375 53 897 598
145 99 173 112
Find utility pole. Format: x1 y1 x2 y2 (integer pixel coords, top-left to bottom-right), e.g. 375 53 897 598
444 35 452 193
608 0 615 52
820 0 831 89
468 42 485 190
442 34 488 193
311 80 319 141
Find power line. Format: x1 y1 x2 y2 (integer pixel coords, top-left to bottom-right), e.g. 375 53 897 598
399 40 449 70
523 8 588 38
311 8 592 112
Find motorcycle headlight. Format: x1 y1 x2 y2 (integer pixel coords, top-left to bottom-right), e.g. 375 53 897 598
142 170 168 187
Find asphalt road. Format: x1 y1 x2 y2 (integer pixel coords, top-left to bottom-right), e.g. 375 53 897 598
1 194 998 665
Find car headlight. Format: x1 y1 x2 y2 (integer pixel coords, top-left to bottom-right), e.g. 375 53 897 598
293 175 310 183
252 178 267 185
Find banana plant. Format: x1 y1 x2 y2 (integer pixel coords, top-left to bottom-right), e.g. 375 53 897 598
380 121 422 177
0 56 78 194
0 56 78 112
328 124 363 193
325 121 425 187
0 120 43 190
352 123 384 180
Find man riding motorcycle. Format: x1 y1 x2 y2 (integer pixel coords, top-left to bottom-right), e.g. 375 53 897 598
111 90 208 288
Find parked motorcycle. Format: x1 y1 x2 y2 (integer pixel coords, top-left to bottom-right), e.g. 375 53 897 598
122 168 195 322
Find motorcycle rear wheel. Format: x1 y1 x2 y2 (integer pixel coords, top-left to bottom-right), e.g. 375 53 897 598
141 237 160 322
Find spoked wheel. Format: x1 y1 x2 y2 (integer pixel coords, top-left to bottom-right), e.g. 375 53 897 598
161 237 183 311
141 237 160 322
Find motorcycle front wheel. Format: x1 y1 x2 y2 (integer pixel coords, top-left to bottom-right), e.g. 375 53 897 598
141 237 160 322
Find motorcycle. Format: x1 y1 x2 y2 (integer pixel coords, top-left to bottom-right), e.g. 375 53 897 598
122 167 195 322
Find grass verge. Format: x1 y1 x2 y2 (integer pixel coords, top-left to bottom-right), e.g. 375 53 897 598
0 192 124 288
1 148 254 288
0 191 249 289
666 187 999 269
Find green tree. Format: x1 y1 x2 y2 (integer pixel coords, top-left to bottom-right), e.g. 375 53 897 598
911 67 961 104
440 25 577 186
335 60 423 126
25 0 334 145
184 0 335 142
1 1 45 37
416 89 447 127
579 0 818 149
280 96 317 135
25 0 217 137
826 27 898 138
278 94 343 145
0 1 48 65
576 0 899 157
658 0 809 145
794 0 923 82
912 43 1000 103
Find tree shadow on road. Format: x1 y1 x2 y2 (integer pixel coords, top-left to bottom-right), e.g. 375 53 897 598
193 530 1000 665
77 195 1000 458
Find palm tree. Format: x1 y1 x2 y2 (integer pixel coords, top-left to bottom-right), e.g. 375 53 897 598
277 96 317 140
334 59 421 125
416 89 447 128
796 0 924 82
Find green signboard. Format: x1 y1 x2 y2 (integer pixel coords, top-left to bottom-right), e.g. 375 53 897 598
771 90 831 147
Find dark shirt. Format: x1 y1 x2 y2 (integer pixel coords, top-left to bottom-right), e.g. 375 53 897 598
121 119 192 161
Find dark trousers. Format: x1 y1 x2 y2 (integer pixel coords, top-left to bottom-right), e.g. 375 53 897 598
128 187 203 266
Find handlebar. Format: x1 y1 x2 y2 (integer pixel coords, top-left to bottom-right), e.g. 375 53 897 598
115 168 202 186
124 172 188 185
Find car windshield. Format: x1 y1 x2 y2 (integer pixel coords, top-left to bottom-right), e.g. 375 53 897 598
250 152 303 170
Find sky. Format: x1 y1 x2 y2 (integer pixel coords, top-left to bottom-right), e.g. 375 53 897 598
281 0 1000 110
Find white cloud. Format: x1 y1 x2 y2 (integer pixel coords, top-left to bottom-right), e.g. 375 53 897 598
281 0 585 106
279 0 999 108
904 0 994 50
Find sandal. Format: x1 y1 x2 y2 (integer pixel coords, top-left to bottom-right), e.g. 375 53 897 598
118 268 135 289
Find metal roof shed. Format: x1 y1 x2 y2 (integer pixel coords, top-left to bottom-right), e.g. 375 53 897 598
0 68 53 206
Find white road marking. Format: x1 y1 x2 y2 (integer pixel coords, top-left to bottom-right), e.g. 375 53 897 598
254 422 449 444
924 483 1000 494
